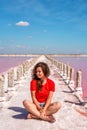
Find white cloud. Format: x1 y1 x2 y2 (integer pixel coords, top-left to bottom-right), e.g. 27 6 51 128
16 21 30 26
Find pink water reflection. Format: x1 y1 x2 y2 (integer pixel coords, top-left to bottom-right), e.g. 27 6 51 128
54 56 87 98
0 56 32 73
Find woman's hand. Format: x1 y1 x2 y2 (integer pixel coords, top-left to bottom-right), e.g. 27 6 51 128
40 108 46 117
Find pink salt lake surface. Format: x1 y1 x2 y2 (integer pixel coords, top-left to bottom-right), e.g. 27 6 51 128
0 56 33 73
53 56 87 99
0 55 87 98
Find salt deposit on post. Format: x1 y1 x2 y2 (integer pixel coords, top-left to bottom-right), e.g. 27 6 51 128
74 69 84 103
8 68 15 91
68 67 75 92
0 74 5 101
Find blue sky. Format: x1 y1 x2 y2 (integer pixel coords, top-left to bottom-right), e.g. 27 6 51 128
0 0 87 54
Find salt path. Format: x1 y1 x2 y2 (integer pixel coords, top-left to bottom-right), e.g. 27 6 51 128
0 55 87 130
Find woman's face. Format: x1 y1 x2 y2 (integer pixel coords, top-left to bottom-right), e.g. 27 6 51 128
36 67 45 79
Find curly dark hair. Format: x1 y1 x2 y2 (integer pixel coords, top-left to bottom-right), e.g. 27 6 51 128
32 62 50 90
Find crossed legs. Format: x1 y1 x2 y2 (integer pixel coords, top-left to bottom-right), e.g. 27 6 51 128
23 100 61 122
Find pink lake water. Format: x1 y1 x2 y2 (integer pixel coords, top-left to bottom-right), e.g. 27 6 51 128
53 56 87 99
0 56 33 73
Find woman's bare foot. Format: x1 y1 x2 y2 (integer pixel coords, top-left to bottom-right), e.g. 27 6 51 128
27 113 56 123
41 115 56 123
48 115 56 123
27 113 40 119
27 113 32 119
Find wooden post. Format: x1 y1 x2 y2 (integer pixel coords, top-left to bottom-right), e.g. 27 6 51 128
65 65 70 84
68 65 71 78
76 70 82 88
70 68 74 81
75 70 83 96
68 68 75 92
14 67 17 81
17 65 23 80
22 62 26 75
57 62 61 74
8 68 15 91
60 62 63 76
0 74 5 101
74 69 84 103
63 64 67 80
4 73 8 93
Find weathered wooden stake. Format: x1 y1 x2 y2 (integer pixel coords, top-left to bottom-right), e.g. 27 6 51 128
8 68 14 90
74 69 84 103
0 74 5 101
68 68 75 92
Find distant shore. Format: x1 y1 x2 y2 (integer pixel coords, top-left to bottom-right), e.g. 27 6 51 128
51 54 87 57
0 54 87 57
0 54 38 57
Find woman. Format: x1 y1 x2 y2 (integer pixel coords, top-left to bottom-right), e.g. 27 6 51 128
23 62 61 123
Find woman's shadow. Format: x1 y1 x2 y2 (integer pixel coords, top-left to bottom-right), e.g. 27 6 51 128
8 106 28 119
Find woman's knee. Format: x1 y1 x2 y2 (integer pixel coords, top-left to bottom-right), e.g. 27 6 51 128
23 99 29 107
23 100 35 109
54 101 62 111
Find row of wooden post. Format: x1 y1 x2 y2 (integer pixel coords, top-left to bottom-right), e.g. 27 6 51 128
46 55 84 103
0 55 40 102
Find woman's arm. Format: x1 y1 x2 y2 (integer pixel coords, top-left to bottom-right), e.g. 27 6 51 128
43 91 54 111
40 91 54 116
31 91 41 111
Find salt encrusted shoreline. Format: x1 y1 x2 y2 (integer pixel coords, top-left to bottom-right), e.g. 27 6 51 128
0 54 87 57
52 54 87 57
0 54 38 57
